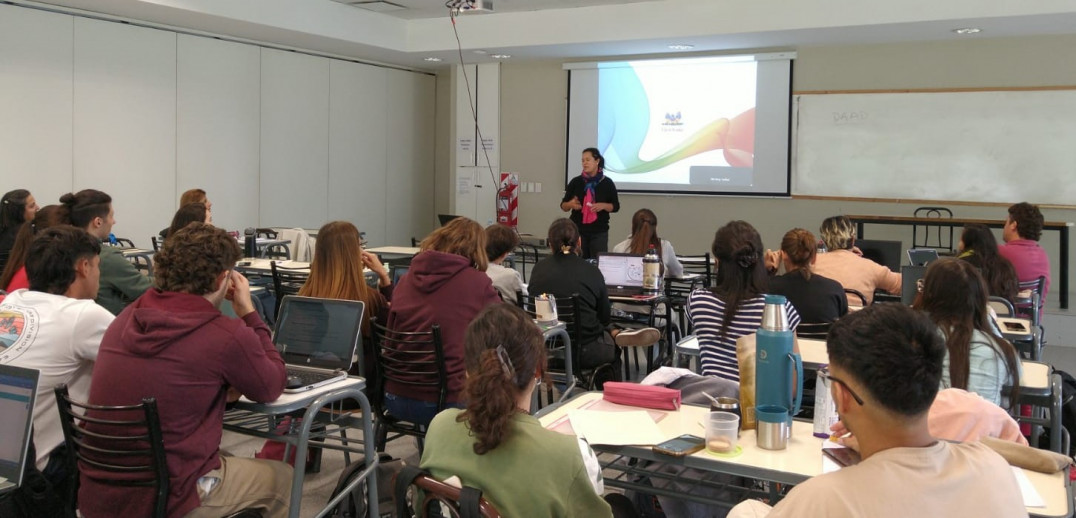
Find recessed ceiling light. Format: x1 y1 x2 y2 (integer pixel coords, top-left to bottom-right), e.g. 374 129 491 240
668 44 694 51
473 49 488 55
424 57 443 62
952 28 982 35
490 54 511 59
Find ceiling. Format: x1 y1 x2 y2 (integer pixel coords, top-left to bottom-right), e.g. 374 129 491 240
331 0 657 20
21 0 1076 71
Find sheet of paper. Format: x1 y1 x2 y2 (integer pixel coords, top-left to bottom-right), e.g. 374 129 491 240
1011 467 1045 508
568 409 666 446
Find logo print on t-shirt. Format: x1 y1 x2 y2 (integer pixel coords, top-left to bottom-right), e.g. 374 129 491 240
0 307 38 360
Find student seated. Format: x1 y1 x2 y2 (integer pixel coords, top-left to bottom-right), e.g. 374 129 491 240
0 189 39 273
767 228 847 324
159 188 211 240
484 223 524 303
958 224 1019 303
998 201 1051 303
81 223 291 518
914 259 1021 407
60 189 152 315
729 304 1024 517
385 217 501 428
0 205 67 293
165 202 211 240
811 215 900 306
420 303 617 518
0 226 114 501
612 208 683 278
687 220 799 382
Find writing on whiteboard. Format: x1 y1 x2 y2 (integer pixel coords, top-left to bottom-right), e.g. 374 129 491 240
832 111 868 124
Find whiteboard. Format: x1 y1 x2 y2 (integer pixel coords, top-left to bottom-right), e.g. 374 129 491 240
792 90 1076 205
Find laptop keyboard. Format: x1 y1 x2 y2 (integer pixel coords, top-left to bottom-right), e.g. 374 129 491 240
285 368 338 386
608 288 644 298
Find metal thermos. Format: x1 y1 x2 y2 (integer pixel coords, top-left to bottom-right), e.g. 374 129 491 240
755 295 803 424
643 245 662 294
243 228 257 258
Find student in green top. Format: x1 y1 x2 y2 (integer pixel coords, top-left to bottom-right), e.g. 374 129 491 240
421 303 638 518
59 189 152 315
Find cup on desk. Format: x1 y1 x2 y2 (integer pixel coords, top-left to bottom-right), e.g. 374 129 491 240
705 411 739 454
710 397 741 436
756 405 791 450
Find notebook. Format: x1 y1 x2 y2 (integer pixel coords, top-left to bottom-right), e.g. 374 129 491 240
273 296 365 393
907 248 940 267
901 265 928 306
0 364 39 495
597 253 646 297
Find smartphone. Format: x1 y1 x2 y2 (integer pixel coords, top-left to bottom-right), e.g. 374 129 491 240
1003 321 1027 332
653 434 705 457
823 447 862 467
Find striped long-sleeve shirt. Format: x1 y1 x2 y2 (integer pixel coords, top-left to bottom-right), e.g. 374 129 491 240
687 290 800 382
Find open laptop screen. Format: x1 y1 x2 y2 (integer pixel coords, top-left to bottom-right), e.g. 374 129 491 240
273 296 364 371
597 253 646 287
0 365 38 489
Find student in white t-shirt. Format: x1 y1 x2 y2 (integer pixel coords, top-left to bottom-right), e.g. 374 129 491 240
0 226 115 476
729 304 1024 518
484 223 524 303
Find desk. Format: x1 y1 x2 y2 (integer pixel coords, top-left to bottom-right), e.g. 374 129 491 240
367 246 421 266
119 247 155 276
235 258 310 274
237 238 292 259
535 320 575 405
224 377 378 518
538 392 1072 517
847 214 1073 309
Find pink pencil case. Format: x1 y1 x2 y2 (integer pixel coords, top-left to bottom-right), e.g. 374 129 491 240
602 382 681 410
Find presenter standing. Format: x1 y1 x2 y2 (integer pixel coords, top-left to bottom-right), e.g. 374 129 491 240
560 147 620 259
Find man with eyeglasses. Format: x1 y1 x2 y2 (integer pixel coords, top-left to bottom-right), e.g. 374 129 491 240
730 304 1023 517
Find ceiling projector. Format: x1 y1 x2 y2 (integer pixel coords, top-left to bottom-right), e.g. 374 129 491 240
446 0 494 13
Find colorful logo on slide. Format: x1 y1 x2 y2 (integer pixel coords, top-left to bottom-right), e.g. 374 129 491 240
598 67 755 174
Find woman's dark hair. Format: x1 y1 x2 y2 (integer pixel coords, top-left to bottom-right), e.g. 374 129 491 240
166 203 208 239
627 209 662 263
458 303 548 455
25 226 101 295
547 218 579 256
914 259 1021 409
711 220 768 340
0 190 31 233
0 206 68 290
485 224 520 261
780 228 817 280
59 189 111 230
960 224 1019 302
582 147 605 170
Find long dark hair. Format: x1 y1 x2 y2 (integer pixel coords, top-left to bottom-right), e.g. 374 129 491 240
0 190 32 234
914 259 1021 408
166 203 208 239
628 209 662 261
711 221 768 340
458 304 547 454
960 224 1019 302
547 218 579 256
0 206 68 290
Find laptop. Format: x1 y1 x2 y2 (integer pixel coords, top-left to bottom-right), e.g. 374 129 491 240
273 296 365 393
901 265 928 306
390 264 410 285
0 365 39 495
907 248 940 267
597 253 646 297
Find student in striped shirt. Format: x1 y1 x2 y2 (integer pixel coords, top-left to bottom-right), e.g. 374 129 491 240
688 220 800 381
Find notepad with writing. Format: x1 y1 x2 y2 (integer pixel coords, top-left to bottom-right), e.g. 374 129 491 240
567 409 666 446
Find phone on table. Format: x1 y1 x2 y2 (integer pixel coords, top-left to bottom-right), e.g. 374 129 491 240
653 434 705 457
1003 321 1028 332
823 447 862 467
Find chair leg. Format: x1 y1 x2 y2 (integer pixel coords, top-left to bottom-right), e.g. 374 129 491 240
374 422 388 453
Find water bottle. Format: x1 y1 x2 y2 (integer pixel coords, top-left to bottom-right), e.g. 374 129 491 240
243 227 257 258
813 367 838 438
643 245 661 293
755 295 803 425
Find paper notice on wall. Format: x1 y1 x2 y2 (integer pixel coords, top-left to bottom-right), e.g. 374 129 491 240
458 137 474 153
456 176 473 196
480 137 495 151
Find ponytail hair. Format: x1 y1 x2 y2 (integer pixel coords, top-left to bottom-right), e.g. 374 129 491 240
458 303 547 454
628 209 662 261
547 218 580 256
711 220 768 340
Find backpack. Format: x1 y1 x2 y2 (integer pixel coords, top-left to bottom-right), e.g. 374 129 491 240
326 453 404 518
0 437 68 518
1037 369 1076 457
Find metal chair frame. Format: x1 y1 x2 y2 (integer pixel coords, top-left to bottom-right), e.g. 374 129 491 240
370 321 447 452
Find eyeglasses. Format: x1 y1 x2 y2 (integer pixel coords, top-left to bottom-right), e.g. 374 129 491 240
818 367 865 406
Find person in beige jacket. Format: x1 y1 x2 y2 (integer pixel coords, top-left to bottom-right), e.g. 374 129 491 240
811 215 901 306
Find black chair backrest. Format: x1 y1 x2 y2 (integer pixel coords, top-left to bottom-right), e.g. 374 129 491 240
677 253 713 288
913 206 954 250
54 384 169 518
1015 275 1046 325
270 260 310 316
795 321 832 340
150 236 160 252
113 237 136 249
255 228 278 239
371 321 448 415
844 288 868 307
517 292 582 365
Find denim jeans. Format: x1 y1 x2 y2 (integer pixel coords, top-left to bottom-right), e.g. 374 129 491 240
383 393 462 429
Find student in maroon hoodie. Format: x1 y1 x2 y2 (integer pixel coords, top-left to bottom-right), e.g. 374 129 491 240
384 217 501 430
81 223 291 518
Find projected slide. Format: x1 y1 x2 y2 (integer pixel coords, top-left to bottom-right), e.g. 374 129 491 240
566 54 792 196
598 60 756 187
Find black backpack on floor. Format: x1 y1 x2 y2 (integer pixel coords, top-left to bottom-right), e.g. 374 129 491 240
326 453 403 518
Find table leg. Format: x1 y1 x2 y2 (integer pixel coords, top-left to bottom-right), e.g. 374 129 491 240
1061 227 1069 309
855 221 865 240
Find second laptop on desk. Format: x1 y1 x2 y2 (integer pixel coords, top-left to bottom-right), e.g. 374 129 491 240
597 253 648 297
274 295 365 393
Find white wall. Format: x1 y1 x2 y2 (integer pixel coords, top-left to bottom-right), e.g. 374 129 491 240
0 2 436 249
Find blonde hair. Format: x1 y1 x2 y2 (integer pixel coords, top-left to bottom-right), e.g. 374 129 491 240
299 221 382 336
819 215 856 251
420 217 489 271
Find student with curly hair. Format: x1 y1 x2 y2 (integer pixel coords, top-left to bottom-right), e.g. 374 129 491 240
998 201 1051 302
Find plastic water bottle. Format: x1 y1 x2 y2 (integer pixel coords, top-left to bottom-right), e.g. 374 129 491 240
643 245 661 293
813 368 838 438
